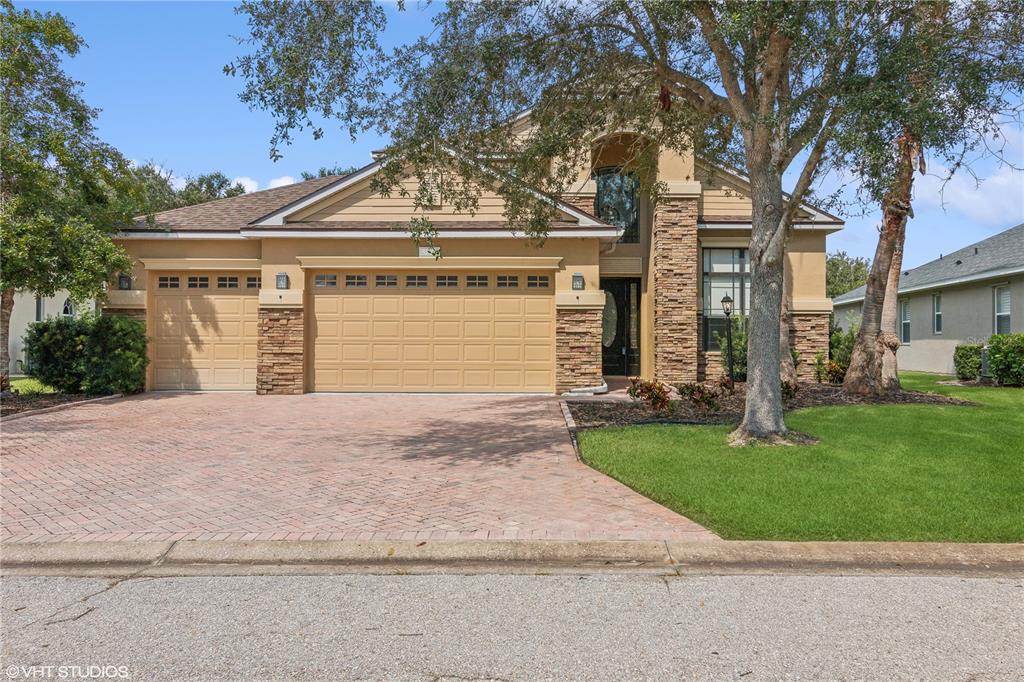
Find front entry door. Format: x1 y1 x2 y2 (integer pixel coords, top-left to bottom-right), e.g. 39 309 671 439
600 277 641 376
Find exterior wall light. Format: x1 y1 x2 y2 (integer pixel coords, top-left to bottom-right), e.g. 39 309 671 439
572 273 585 291
117 274 132 290
276 272 289 290
721 293 735 389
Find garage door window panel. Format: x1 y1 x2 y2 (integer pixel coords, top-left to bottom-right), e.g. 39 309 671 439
345 274 368 288
188 276 209 289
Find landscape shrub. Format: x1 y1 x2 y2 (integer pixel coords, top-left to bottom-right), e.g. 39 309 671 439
675 382 721 412
813 351 828 383
23 315 90 393
780 379 799 402
26 313 148 394
82 315 149 394
714 316 747 382
952 344 983 381
987 333 1024 386
627 377 671 412
825 360 847 384
829 322 857 370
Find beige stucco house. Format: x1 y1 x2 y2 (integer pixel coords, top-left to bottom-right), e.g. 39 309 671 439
834 223 1023 375
106 128 841 394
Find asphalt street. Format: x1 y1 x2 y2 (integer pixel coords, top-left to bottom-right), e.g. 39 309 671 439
2 573 1021 680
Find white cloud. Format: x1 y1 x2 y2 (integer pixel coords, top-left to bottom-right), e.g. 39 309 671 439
913 162 1024 228
232 176 259 193
268 175 296 189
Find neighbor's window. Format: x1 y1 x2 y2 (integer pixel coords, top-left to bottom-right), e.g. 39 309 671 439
405 274 428 288
594 167 640 244
246 276 261 289
436 274 459 288
375 274 398 288
900 299 911 343
344 274 367 288
526 274 550 288
497 274 519 288
217 276 239 289
466 274 489 288
315 273 338 288
702 248 749 350
61 298 75 317
187 276 209 289
994 285 1011 334
932 293 942 334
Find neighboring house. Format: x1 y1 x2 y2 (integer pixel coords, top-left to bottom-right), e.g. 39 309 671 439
833 223 1024 375
7 291 83 376
104 122 841 394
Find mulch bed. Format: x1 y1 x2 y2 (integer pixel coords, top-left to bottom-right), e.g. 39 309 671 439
567 381 973 430
0 392 100 417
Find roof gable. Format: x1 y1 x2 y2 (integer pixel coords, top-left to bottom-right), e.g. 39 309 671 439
833 223 1024 304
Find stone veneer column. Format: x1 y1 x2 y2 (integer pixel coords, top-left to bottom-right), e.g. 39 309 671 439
652 197 699 384
257 307 304 395
790 312 831 381
102 307 147 323
559 193 596 215
555 307 603 393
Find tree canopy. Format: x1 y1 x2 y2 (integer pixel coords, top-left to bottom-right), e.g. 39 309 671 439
826 251 871 299
300 165 360 181
135 165 248 214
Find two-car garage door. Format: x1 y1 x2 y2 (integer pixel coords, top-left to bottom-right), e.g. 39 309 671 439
311 271 555 392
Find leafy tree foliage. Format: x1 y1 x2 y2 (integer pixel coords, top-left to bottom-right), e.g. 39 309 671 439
134 164 247 214
1 0 138 389
826 251 871 299
300 165 360 180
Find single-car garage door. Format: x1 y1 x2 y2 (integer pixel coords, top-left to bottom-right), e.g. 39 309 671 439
152 271 260 390
312 270 555 392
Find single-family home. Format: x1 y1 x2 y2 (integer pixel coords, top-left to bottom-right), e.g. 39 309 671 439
104 122 842 394
833 223 1023 374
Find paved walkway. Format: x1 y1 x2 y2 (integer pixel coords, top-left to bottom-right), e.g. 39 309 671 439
1 393 715 543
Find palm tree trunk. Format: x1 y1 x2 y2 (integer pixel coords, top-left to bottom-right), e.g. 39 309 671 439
1 288 15 392
843 133 915 395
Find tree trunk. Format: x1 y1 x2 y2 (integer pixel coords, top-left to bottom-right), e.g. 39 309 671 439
843 133 915 396
1 288 14 392
734 166 788 440
879 223 906 387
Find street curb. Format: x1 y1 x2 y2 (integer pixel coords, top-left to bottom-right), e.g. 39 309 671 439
558 400 582 461
3 540 1022 576
1 393 124 421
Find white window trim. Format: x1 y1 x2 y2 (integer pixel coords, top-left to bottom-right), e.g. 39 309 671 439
932 293 942 335
899 299 911 345
993 285 1011 334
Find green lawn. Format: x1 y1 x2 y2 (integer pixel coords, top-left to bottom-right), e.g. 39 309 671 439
579 373 1023 542
9 377 56 394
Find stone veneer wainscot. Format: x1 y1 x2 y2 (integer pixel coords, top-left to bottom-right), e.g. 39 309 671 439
555 307 603 393
257 307 304 395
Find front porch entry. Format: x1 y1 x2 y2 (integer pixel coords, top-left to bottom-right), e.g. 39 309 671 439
600 277 641 376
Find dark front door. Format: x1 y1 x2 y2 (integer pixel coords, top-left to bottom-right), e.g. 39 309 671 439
600 277 641 376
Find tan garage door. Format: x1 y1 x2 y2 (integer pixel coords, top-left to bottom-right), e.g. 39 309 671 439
152 272 260 390
312 271 555 392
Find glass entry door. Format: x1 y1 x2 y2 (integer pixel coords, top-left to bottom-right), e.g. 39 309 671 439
600 277 641 376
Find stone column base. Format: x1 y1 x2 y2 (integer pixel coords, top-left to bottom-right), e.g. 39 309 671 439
555 307 603 393
790 312 830 381
257 307 304 395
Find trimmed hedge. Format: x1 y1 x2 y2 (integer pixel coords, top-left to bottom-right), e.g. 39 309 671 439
953 344 983 381
987 333 1024 386
25 314 148 395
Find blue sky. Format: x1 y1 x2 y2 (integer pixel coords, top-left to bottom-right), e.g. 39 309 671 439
25 1 1024 269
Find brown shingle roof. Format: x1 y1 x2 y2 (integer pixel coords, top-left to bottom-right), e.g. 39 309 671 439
244 220 591 232
130 175 346 232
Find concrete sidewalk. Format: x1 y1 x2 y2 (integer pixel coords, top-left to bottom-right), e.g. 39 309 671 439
3 539 1022 577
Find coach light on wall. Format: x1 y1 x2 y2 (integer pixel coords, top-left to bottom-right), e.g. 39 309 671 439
572 273 585 291
721 294 735 390
276 272 289 290
117 274 132 290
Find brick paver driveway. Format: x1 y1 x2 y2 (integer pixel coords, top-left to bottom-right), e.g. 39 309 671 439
1 393 715 543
